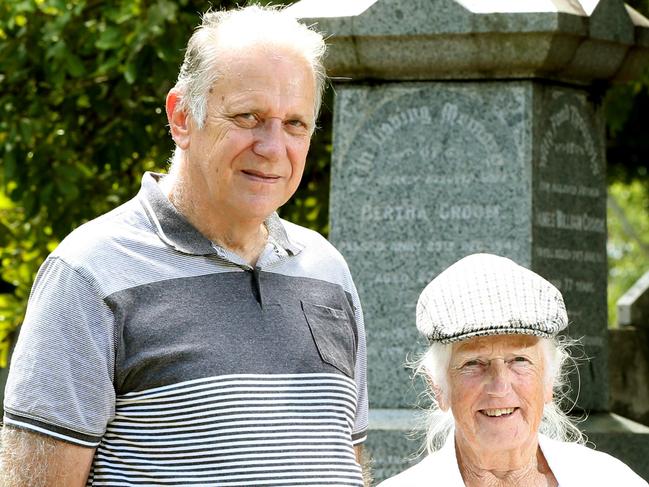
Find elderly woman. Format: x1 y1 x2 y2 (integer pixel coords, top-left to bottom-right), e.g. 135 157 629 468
379 253 647 487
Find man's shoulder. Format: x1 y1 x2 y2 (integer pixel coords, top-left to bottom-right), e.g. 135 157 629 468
280 218 346 262
277 218 360 292
51 196 150 268
280 218 329 244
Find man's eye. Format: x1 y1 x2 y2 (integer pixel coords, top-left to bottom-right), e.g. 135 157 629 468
285 119 309 133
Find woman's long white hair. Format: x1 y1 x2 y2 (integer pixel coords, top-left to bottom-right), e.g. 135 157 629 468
414 334 586 453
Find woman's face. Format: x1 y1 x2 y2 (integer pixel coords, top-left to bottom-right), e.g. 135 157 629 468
444 335 552 463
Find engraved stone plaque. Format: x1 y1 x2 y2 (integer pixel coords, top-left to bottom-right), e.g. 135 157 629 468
533 86 608 411
330 81 608 411
330 82 534 409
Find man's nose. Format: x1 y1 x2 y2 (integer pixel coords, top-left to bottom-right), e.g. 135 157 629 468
485 360 511 397
253 118 285 161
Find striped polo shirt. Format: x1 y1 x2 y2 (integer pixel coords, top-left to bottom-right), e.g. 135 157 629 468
4 172 368 486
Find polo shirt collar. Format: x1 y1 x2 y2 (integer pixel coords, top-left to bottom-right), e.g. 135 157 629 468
138 172 302 256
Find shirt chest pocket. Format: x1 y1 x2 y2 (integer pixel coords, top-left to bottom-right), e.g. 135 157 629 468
301 300 357 378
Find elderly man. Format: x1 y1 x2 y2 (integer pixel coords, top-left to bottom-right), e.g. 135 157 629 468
380 253 647 486
1 6 367 486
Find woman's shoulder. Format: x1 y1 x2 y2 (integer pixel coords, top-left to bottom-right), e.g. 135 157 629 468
540 435 648 486
377 443 464 487
377 455 438 487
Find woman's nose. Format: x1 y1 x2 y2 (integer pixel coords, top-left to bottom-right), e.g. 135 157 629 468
485 360 511 397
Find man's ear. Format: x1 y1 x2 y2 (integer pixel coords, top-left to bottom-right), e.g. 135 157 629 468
166 90 191 150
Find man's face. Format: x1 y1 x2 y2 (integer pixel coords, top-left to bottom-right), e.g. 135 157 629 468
445 335 551 461
184 46 316 222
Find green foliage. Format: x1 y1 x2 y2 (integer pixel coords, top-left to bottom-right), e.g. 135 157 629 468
605 73 649 182
0 0 315 366
604 0 649 327
605 0 649 182
0 0 191 365
607 180 649 326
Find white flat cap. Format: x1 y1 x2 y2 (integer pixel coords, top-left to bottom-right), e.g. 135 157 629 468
416 253 568 343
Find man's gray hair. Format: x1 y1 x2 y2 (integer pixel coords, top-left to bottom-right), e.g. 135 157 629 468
414 336 586 453
174 5 327 130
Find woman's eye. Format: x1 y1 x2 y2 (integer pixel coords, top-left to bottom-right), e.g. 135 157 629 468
509 356 530 365
462 360 484 368
234 113 258 127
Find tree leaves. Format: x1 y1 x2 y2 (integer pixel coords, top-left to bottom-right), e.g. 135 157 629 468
607 180 649 326
95 26 123 50
0 0 305 364
0 0 195 363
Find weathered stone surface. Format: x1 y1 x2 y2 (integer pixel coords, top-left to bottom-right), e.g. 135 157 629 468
331 81 531 409
531 86 609 410
364 409 426 482
609 328 649 426
289 0 649 83
582 413 649 480
616 5 649 81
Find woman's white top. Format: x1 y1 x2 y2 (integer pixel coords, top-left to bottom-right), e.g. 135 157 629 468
378 434 648 486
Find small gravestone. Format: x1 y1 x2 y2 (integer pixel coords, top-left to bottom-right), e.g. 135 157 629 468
617 270 649 327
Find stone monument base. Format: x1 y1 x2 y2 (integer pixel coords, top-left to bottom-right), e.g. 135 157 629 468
582 412 649 480
365 409 425 483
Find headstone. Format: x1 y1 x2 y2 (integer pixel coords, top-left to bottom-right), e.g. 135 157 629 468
289 0 649 481
611 271 649 437
329 81 610 412
609 327 649 428
617 270 649 327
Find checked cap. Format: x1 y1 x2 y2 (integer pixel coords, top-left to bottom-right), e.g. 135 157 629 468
416 253 568 343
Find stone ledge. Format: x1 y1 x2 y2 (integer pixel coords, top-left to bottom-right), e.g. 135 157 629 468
582 411 649 433
582 413 649 480
290 0 649 83
369 407 426 431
